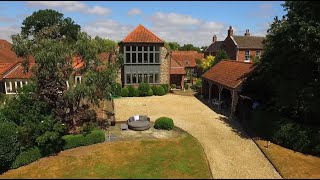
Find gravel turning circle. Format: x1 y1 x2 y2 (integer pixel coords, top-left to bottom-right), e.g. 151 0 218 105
114 94 282 179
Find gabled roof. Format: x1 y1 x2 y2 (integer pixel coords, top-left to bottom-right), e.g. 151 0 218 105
3 62 35 79
204 41 223 52
202 60 256 89
121 24 164 43
171 51 204 68
170 58 186 75
232 36 265 49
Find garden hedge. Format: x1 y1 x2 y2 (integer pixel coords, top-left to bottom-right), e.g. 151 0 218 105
154 117 174 130
11 147 42 169
62 130 105 150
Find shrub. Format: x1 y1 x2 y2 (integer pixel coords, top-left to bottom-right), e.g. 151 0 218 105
191 79 202 91
11 147 42 169
0 121 19 171
157 86 166 96
147 88 153 96
121 87 129 97
138 83 151 97
171 84 176 89
152 85 158 95
184 83 189 90
113 83 122 97
62 130 105 150
154 117 174 130
127 85 135 97
161 84 169 93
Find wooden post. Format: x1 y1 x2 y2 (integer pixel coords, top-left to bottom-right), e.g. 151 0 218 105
230 90 239 119
208 82 213 103
218 85 223 110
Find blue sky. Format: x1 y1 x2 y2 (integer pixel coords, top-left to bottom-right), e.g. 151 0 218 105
0 1 286 46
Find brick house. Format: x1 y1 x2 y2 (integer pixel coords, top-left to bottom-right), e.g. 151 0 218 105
204 26 265 62
118 24 170 87
204 35 224 57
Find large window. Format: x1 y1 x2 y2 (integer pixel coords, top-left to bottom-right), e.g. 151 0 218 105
124 45 161 64
244 50 250 62
125 73 160 85
5 80 29 94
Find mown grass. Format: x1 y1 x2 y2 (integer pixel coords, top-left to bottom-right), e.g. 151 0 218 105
0 133 212 179
255 139 320 179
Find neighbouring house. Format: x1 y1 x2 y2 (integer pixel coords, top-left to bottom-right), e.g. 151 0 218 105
0 39 115 94
204 26 265 63
204 35 224 57
170 57 186 89
201 60 255 117
170 51 204 82
118 24 170 87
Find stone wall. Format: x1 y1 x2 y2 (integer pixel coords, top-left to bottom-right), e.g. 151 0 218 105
160 47 170 85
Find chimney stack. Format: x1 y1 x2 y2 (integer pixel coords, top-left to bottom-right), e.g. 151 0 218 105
244 29 250 36
228 26 233 37
212 35 217 43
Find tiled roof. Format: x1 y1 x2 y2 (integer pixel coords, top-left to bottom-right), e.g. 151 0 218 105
121 24 164 43
4 62 35 79
232 36 265 49
202 60 256 89
204 41 223 52
170 57 186 75
171 51 204 68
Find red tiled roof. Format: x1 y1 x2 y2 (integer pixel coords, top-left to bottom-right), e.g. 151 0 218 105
121 24 164 43
170 58 186 75
171 51 204 68
4 62 35 79
202 60 256 89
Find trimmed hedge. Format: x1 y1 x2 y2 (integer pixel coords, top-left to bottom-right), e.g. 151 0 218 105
151 86 158 95
114 83 122 97
147 88 153 96
154 117 174 130
138 83 151 97
11 147 42 169
171 84 176 89
121 87 129 97
156 86 166 96
184 83 189 90
161 84 169 93
62 130 105 150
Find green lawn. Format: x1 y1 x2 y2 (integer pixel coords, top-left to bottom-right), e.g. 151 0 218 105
0 133 212 179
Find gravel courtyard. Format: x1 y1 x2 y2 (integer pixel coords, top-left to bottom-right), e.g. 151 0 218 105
114 94 281 179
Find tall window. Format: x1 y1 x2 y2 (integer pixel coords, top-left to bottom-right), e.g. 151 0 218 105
132 74 137 84
155 73 160 83
244 50 250 62
124 45 160 64
138 74 143 83
126 74 131 84
149 74 154 83
143 74 148 83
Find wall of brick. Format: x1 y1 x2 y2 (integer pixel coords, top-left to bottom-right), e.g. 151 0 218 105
237 49 263 62
221 37 237 60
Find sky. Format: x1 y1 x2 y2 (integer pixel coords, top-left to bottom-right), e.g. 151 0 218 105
0 1 287 47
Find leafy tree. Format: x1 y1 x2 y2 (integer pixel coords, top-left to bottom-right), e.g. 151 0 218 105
179 43 201 52
21 9 80 41
200 55 215 72
94 36 117 53
168 42 181 50
243 1 320 125
214 50 229 66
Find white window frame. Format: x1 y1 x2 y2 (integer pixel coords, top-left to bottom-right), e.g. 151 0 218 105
256 50 261 58
75 76 82 84
244 50 250 62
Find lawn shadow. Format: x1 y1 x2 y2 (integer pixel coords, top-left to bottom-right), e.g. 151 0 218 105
194 93 251 140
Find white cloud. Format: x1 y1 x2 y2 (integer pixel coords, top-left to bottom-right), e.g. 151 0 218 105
128 8 142 16
151 12 201 27
248 3 276 19
0 16 16 23
26 1 111 16
0 25 20 42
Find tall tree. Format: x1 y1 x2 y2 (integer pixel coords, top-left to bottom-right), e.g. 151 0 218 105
94 36 117 53
243 1 320 124
214 50 229 66
21 9 81 41
168 42 181 50
179 43 201 52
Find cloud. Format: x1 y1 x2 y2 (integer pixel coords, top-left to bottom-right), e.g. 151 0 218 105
0 16 17 23
26 1 111 16
151 12 201 27
0 25 20 42
128 8 142 16
248 3 276 19
252 23 270 37
83 19 134 41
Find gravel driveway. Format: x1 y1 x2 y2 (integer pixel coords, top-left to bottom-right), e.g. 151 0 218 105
114 94 281 179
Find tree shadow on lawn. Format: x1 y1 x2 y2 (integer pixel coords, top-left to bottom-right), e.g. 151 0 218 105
194 93 251 140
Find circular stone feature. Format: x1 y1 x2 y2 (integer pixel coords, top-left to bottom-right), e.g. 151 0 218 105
127 120 151 131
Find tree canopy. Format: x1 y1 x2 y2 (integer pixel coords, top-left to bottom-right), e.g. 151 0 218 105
242 1 320 125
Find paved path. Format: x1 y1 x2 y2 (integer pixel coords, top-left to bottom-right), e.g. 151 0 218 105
115 94 281 179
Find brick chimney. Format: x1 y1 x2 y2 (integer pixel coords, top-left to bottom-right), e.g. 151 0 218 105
244 29 250 36
212 35 217 43
228 26 233 37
